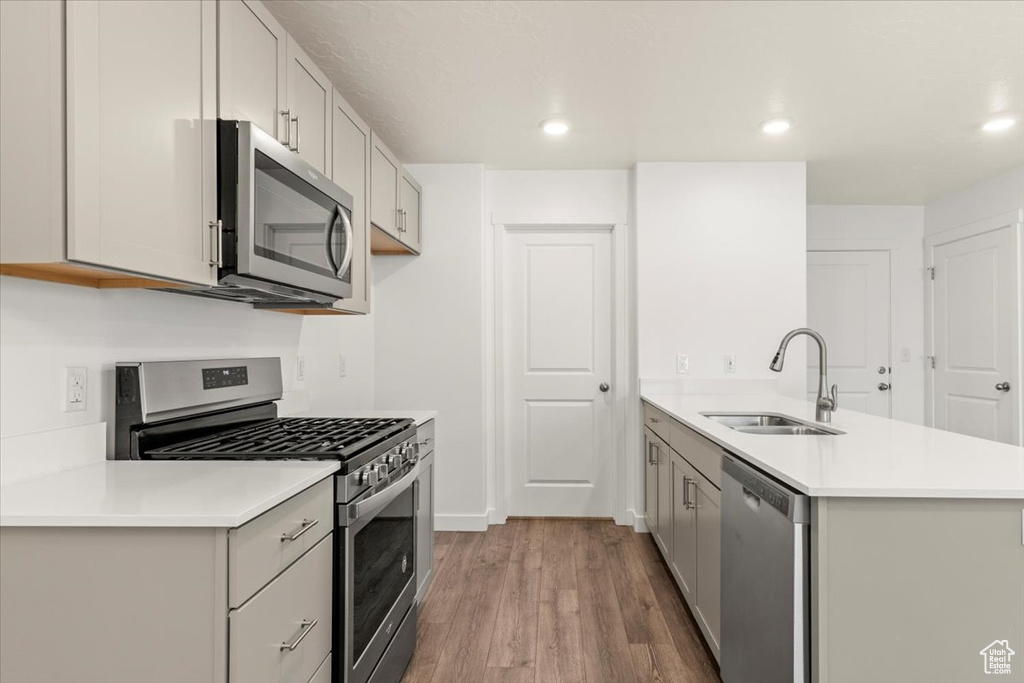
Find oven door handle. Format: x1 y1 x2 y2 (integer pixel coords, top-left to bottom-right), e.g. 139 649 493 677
347 461 421 525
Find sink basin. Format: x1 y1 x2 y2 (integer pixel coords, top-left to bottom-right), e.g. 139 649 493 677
701 413 844 436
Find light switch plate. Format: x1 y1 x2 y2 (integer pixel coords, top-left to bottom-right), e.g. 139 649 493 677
676 354 689 374
63 366 87 412
339 355 347 378
724 355 736 373
296 356 306 382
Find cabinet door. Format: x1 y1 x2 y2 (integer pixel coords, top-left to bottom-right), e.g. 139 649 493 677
695 475 721 655
670 454 697 601
656 435 673 558
415 457 434 602
400 171 421 252
218 0 287 144
330 91 370 313
286 36 331 174
643 430 658 535
66 0 217 285
370 133 400 239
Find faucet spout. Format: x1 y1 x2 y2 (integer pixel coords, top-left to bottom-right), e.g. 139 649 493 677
768 327 838 423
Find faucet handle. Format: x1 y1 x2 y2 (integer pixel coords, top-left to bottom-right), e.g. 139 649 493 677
830 384 839 411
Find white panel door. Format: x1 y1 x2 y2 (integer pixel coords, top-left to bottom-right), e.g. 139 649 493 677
506 229 613 516
807 251 891 417
932 226 1020 445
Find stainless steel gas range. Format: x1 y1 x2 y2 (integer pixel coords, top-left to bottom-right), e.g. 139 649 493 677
114 357 418 683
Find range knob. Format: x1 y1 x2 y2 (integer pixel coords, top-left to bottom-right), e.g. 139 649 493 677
373 463 390 480
387 453 403 468
401 444 417 462
358 467 378 486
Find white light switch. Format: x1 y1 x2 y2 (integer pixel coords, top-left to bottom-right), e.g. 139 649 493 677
676 354 689 374
724 355 736 373
63 367 87 412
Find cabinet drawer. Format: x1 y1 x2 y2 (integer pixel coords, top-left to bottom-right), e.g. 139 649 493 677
230 534 333 683
308 653 330 683
417 419 435 457
643 402 671 443
670 423 722 488
229 477 333 606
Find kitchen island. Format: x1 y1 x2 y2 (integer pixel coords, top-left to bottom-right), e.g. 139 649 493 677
641 390 1024 683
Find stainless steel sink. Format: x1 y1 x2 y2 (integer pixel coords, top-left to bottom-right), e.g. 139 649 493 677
701 412 844 436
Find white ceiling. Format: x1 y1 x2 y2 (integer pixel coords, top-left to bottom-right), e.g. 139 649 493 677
265 0 1024 204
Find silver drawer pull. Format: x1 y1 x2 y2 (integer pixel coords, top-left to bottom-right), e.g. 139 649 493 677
417 438 433 446
279 518 318 543
279 618 318 652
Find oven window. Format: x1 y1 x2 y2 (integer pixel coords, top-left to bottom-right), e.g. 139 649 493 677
253 150 351 281
352 484 415 664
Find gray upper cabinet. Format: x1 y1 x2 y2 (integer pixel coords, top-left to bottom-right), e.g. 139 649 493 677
286 36 331 175
370 132 401 239
1 0 219 288
66 0 219 286
400 170 422 253
218 0 288 144
330 90 371 314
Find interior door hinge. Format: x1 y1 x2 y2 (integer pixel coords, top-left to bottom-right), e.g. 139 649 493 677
926 267 935 280
926 355 936 369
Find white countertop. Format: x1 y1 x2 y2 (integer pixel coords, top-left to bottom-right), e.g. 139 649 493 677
0 460 339 527
642 392 1024 499
289 408 438 426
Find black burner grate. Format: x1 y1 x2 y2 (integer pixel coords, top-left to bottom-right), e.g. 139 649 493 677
147 417 412 460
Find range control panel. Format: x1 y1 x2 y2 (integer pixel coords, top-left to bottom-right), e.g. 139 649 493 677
202 366 249 390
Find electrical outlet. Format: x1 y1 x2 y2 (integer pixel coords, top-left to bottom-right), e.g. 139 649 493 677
676 354 689 374
724 355 736 374
900 347 911 362
295 356 306 382
63 367 87 412
339 355 347 378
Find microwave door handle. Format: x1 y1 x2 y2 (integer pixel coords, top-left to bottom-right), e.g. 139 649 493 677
324 205 341 275
336 206 354 279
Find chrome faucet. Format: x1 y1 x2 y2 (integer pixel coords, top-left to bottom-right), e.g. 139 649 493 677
769 328 838 423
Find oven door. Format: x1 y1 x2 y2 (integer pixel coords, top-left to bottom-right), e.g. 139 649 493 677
338 463 418 683
227 121 354 299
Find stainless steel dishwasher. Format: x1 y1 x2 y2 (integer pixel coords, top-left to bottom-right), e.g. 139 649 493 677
721 454 810 683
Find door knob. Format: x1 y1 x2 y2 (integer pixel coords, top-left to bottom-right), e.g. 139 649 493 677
599 383 610 392
877 382 890 392
877 366 887 375
995 382 1011 392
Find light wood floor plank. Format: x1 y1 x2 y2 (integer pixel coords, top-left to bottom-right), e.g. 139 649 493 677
575 520 640 683
429 524 516 683
487 522 542 668
540 519 578 590
419 531 484 624
481 666 537 683
603 523 674 645
630 642 700 683
536 588 586 683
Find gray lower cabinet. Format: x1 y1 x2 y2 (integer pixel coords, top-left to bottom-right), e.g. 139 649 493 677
641 400 722 662
415 419 436 603
0 478 334 683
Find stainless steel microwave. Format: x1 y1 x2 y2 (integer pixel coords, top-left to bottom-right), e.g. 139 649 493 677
217 120 354 303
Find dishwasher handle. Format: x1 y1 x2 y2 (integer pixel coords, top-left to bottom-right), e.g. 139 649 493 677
723 454 809 523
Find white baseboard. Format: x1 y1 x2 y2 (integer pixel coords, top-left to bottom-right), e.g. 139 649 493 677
487 507 507 526
434 513 490 532
628 508 649 533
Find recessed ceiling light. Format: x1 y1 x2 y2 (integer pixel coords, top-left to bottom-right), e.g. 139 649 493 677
541 119 569 136
761 118 792 135
982 117 1016 133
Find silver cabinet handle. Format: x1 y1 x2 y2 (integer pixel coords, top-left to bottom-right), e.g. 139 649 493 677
208 220 223 267
279 518 318 543
279 109 291 147
417 438 434 446
279 618 318 651
681 475 691 508
290 116 299 152
996 382 1011 392
647 441 655 465
688 478 697 510
648 417 660 424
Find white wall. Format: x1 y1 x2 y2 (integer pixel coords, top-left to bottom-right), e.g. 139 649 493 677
807 205 926 424
373 164 489 531
924 165 1024 236
635 162 808 398
0 276 374 478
